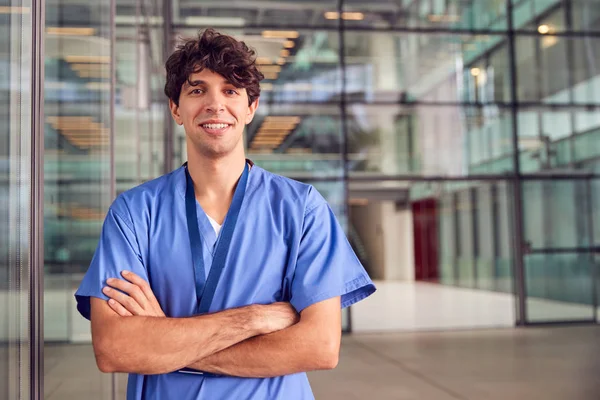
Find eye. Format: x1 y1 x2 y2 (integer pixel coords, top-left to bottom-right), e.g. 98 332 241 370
189 88 204 95
225 89 239 95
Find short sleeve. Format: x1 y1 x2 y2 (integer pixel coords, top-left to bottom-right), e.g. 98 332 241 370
74 197 148 320
289 197 376 313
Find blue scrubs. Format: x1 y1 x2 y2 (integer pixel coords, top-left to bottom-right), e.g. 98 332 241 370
75 163 376 400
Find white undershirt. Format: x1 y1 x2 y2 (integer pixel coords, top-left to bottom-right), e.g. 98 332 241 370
206 215 222 235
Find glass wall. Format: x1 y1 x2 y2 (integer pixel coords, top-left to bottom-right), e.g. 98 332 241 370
43 0 165 398
1 0 39 398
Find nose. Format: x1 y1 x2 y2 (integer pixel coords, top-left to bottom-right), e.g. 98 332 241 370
204 90 225 114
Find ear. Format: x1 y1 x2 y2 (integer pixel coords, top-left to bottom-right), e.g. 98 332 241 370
245 97 260 125
169 99 183 125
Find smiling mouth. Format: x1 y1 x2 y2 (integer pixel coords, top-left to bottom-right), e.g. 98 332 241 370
201 123 231 130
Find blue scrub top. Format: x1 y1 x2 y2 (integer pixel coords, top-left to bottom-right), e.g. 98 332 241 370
75 164 376 400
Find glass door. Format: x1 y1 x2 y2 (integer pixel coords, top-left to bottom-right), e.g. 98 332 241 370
522 178 598 323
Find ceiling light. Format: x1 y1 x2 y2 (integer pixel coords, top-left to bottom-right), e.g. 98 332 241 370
537 24 550 34
324 11 365 20
342 12 364 21
253 137 284 143
256 57 273 65
65 55 110 64
264 116 300 123
470 67 480 76
0 6 30 14
427 14 460 22
262 72 279 80
258 65 282 73
47 27 96 36
262 30 299 39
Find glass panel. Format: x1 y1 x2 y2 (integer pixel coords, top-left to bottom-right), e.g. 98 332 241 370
343 0 508 31
457 190 475 288
44 0 115 396
571 37 600 104
115 25 166 192
475 185 495 290
522 180 591 250
515 0 600 33
248 103 343 179
438 192 456 285
572 0 600 32
0 2 33 398
351 179 515 331
512 0 564 31
516 33 600 105
525 252 595 322
347 105 514 176
343 31 508 104
409 180 513 293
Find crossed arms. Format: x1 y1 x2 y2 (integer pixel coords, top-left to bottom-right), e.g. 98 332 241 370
90 271 341 377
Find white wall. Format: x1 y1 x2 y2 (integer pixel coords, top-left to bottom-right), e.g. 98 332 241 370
351 201 415 281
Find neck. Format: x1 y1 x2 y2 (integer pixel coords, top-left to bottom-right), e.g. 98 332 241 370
186 144 247 201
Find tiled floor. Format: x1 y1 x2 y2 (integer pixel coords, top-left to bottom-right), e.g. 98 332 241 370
42 325 600 399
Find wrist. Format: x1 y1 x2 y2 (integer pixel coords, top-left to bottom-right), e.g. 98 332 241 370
247 304 267 335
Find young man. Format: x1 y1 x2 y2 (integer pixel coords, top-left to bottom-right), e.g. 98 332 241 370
75 29 375 399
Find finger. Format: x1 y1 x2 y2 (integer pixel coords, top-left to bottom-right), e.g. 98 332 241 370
121 271 164 314
107 299 133 316
102 286 144 315
106 278 149 309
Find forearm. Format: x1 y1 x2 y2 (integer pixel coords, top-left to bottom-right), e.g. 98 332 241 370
93 306 260 375
187 320 339 378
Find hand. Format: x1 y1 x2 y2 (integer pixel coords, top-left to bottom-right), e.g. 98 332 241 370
255 302 300 335
102 270 166 317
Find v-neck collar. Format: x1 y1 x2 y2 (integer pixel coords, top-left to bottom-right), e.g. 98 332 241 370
177 160 258 256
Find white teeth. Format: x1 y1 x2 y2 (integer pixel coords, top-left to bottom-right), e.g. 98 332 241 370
202 123 229 129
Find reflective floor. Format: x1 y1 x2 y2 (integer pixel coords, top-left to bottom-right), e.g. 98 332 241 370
310 326 600 400
43 325 600 399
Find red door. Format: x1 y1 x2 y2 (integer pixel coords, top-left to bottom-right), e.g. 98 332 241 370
412 198 439 282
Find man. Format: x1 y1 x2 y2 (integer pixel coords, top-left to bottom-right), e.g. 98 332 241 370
75 29 375 400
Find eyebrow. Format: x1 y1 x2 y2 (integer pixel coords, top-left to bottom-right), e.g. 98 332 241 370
184 79 234 88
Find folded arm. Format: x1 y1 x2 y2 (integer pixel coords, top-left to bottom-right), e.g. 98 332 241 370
187 297 341 378
90 297 268 375
91 274 298 376
101 271 337 378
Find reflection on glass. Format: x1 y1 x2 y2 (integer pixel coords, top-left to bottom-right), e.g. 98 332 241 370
1 2 33 398
525 252 595 322
346 105 514 176
522 180 591 250
572 0 600 32
44 1 115 397
344 32 508 104
408 180 513 293
343 0 507 30
173 1 339 28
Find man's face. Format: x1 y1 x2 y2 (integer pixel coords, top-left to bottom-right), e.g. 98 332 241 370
170 68 259 158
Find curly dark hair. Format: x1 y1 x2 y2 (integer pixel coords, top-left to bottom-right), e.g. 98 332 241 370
164 29 264 106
